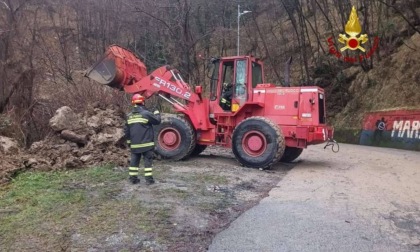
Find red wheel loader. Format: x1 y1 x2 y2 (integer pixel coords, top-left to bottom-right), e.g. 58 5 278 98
85 45 334 169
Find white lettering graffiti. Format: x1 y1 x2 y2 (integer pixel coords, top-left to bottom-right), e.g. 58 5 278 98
391 120 420 139
154 77 192 100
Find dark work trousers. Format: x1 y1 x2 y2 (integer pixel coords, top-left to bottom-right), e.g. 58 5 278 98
128 149 154 178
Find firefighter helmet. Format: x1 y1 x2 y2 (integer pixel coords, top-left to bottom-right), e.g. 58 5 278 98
223 82 232 90
131 93 145 105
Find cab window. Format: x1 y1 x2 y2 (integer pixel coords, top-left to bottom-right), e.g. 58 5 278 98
210 60 220 101
222 61 234 90
234 60 247 106
252 62 262 88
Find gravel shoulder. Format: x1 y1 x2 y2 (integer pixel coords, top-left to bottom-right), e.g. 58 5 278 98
0 146 291 251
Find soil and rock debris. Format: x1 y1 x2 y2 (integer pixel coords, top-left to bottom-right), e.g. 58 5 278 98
0 104 129 184
0 105 291 251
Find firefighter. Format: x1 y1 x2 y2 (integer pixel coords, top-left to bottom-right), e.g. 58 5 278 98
124 93 161 184
220 82 233 111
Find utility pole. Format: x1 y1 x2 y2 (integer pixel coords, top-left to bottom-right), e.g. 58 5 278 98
237 4 251 56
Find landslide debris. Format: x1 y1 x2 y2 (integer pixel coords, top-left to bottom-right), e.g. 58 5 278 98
0 104 130 184
0 136 24 184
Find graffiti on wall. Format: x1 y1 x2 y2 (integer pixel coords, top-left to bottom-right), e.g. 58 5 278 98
360 110 420 151
391 120 420 139
373 117 386 142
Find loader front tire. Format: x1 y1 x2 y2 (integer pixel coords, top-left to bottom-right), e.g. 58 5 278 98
280 147 303 162
232 117 285 169
154 114 196 161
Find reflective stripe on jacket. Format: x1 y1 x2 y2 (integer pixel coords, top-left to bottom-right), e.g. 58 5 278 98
124 105 161 153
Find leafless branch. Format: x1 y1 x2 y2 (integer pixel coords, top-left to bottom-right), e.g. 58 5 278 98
375 0 420 34
0 1 10 10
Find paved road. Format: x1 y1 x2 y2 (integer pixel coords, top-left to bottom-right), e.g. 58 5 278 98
209 144 420 252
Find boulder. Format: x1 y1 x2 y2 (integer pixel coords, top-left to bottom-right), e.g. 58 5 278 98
61 130 87 145
86 115 101 130
23 158 38 168
80 154 92 163
29 140 44 152
92 128 124 145
65 157 83 168
49 106 80 132
0 136 19 155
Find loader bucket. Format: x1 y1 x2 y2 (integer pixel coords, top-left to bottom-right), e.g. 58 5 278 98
85 52 117 85
85 45 147 90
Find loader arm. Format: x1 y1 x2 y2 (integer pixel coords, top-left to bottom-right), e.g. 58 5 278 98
124 66 194 102
85 45 210 130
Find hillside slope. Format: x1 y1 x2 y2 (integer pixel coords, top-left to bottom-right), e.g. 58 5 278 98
332 32 420 129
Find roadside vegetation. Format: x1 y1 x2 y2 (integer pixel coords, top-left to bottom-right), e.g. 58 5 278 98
0 150 286 251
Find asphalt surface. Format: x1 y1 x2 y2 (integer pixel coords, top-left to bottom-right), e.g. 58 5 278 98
208 144 420 252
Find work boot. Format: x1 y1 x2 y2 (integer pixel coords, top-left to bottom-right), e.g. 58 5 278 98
129 176 140 184
145 176 155 185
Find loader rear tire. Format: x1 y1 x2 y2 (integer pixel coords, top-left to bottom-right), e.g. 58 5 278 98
280 147 303 162
190 144 207 157
232 117 285 169
154 114 196 161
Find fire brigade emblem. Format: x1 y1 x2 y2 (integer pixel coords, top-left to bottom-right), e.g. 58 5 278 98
338 6 368 52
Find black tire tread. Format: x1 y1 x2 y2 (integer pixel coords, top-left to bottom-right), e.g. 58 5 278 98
280 147 303 162
156 113 196 161
232 116 285 169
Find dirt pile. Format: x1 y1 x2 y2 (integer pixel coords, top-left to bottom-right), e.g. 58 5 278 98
0 104 130 184
30 104 130 168
0 136 43 184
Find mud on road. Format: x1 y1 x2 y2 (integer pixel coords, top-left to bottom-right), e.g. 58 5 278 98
0 146 293 251
132 147 292 251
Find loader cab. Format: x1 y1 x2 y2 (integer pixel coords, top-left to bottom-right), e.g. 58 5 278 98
210 56 264 113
